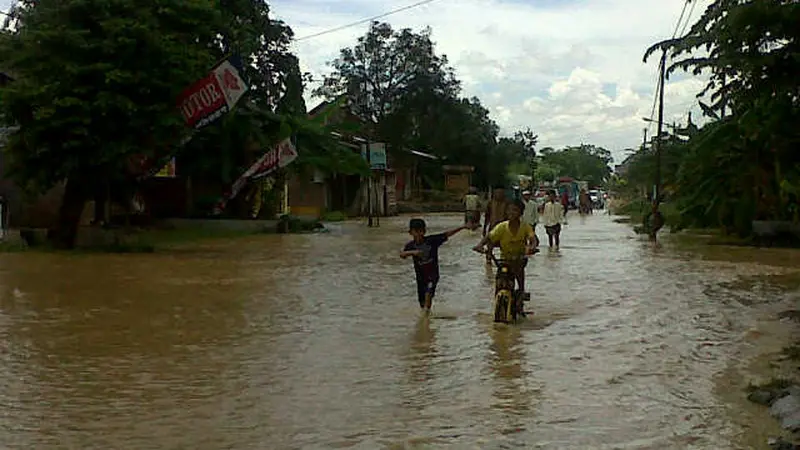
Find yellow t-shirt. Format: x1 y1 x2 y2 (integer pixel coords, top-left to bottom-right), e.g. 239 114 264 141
488 221 534 260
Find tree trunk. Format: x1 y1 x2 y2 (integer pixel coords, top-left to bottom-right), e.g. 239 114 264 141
49 178 88 249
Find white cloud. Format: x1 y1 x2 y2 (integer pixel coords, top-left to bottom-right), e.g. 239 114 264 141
273 0 715 164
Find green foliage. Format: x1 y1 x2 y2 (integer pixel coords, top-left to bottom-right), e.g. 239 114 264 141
0 0 222 192
538 145 613 187
181 0 313 185
314 21 510 188
314 21 459 122
633 0 800 236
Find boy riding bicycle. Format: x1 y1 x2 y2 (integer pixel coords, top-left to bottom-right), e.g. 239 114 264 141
472 200 538 294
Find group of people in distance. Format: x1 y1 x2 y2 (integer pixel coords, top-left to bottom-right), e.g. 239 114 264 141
400 186 567 313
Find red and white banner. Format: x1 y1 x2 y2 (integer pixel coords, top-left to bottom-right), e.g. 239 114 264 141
213 139 298 213
177 57 248 130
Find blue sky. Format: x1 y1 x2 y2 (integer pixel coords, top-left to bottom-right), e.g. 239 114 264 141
0 0 713 164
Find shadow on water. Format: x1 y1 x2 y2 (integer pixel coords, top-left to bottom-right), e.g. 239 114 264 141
487 324 536 429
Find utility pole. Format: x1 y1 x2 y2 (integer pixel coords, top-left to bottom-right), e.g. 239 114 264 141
649 49 667 240
366 140 373 227
655 50 666 211
642 128 648 151
361 76 376 228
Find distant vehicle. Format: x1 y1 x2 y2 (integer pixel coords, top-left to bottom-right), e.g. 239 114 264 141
589 189 605 209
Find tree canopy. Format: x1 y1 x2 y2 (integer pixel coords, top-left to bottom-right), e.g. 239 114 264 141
626 0 800 234
0 0 366 246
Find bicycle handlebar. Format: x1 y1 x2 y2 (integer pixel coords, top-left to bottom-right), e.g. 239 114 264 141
473 246 538 267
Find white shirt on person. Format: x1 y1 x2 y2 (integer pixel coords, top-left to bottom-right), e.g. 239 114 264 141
541 201 565 227
522 199 539 226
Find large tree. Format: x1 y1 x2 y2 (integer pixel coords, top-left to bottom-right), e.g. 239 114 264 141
315 22 519 188
539 145 613 187
0 0 222 247
314 21 459 125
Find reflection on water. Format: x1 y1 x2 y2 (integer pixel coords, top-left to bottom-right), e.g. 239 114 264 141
0 213 797 449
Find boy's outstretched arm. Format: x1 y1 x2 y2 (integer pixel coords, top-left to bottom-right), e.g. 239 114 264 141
472 234 494 252
443 224 471 238
400 249 421 259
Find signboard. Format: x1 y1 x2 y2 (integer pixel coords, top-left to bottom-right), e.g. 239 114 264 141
360 142 387 170
154 158 177 178
213 139 298 213
177 56 248 130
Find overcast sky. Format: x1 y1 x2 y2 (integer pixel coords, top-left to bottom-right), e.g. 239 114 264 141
1 0 713 164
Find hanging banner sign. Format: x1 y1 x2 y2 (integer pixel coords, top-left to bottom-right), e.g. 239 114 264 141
176 56 248 130
213 139 298 213
132 57 248 181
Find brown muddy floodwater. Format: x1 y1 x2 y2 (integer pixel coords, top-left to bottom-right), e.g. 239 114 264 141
0 213 799 449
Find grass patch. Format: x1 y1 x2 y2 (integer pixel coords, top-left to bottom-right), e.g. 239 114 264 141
0 240 29 253
611 198 681 227
321 210 348 222
1 227 265 254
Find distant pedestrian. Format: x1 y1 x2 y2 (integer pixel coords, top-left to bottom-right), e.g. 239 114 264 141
542 190 566 250
484 187 509 236
521 190 540 248
484 187 509 263
463 186 481 227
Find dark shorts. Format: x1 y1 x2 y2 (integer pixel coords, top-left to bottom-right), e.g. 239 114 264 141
465 210 481 224
545 224 561 235
416 278 439 308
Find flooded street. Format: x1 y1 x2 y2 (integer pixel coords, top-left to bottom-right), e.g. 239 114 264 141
1 213 799 449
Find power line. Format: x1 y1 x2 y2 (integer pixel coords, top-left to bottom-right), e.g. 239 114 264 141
671 0 691 39
294 0 441 42
646 0 693 135
678 0 698 38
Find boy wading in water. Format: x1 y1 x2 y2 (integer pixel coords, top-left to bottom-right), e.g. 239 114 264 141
400 219 475 312
473 200 537 296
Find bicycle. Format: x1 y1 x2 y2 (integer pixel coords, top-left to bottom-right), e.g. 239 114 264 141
474 247 536 323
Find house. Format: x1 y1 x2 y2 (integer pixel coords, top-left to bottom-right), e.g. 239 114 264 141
392 149 440 201
442 165 474 195
614 153 636 177
286 98 399 219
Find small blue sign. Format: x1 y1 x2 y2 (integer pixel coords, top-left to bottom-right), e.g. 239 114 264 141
361 143 387 170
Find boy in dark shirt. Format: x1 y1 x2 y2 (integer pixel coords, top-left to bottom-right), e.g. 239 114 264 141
400 218 475 312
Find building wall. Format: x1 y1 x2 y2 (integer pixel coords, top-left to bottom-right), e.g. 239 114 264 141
445 173 471 194
287 172 327 218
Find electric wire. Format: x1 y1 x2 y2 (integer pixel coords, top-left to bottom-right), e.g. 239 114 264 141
645 0 693 137
294 0 441 42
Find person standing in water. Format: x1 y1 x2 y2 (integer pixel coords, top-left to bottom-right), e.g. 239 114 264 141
542 190 566 250
560 189 570 217
463 186 481 227
521 190 540 248
483 187 509 262
400 218 476 312
484 187 509 235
